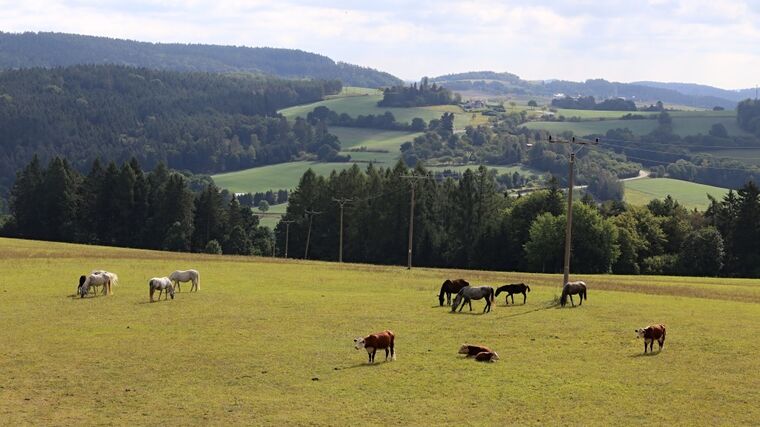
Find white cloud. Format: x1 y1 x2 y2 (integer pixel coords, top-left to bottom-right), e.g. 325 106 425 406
0 0 758 88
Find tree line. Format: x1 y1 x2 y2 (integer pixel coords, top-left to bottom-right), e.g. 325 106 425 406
0 64 343 202
306 106 428 131
551 96 637 111
378 77 461 107
1 156 274 256
275 161 760 277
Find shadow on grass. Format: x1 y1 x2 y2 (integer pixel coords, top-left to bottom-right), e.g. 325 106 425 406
630 350 663 358
341 361 387 369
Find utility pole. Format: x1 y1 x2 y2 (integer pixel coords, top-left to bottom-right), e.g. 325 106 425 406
548 135 598 287
402 175 427 269
332 197 353 263
281 220 295 258
304 210 322 260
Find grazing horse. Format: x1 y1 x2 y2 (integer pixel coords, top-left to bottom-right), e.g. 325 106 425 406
438 279 470 306
495 283 531 305
354 330 395 363
79 271 118 297
636 324 666 353
560 281 587 307
149 277 175 302
458 344 493 357
452 286 495 313
169 269 200 292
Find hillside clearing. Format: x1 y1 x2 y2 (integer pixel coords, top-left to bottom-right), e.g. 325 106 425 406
1 238 758 425
624 178 729 210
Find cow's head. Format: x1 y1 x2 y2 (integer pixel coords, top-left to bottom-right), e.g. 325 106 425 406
458 344 469 355
634 328 648 338
491 352 500 361
353 337 366 350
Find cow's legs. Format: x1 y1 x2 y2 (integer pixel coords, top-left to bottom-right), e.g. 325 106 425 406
385 348 389 360
658 338 665 351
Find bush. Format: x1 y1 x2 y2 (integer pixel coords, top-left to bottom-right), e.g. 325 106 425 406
641 254 678 275
204 239 223 255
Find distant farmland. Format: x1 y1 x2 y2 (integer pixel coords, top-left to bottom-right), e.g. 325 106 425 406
624 178 729 210
523 109 751 138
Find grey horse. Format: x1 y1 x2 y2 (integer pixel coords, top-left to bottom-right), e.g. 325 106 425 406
451 286 495 313
560 281 587 307
149 277 175 302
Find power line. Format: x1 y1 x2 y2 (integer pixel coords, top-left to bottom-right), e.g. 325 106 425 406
597 135 760 150
588 146 759 172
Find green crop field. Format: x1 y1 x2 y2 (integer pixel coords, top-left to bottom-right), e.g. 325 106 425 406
212 161 356 194
427 163 540 176
1 238 759 425
329 127 420 164
256 202 288 229
624 178 729 210
524 110 752 138
279 92 475 129
695 148 760 166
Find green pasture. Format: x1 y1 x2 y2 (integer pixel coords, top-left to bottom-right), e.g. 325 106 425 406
427 163 540 177
1 238 759 425
694 148 760 167
212 161 356 194
624 178 729 210
329 127 420 164
524 110 751 138
256 202 288 229
279 92 475 129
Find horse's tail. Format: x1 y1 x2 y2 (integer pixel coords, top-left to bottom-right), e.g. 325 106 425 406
489 287 495 304
583 285 587 300
526 285 531 293
196 272 200 290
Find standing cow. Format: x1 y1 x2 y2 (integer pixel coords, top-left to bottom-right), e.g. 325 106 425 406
353 330 395 363
635 324 666 353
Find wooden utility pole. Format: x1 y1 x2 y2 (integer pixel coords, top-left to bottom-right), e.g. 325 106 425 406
332 197 353 263
281 220 295 258
547 135 598 287
402 175 427 269
304 210 322 259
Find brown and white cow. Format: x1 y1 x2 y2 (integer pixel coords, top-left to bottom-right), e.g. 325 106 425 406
354 330 395 363
474 351 500 362
458 344 493 357
635 324 666 353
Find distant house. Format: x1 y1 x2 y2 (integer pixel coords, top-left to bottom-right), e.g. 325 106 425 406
461 99 487 110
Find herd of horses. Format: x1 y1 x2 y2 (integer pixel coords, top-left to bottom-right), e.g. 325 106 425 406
439 278 588 313
76 269 200 302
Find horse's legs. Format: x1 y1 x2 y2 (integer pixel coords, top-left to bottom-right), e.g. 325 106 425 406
569 295 575 306
523 291 527 304
150 287 155 303
468 299 473 311
578 293 583 306
511 293 515 305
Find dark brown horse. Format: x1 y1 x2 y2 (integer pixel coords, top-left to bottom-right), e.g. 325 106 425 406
438 279 470 306
560 281 587 307
495 283 531 305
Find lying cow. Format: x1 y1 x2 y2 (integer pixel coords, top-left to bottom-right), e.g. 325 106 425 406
474 351 500 362
458 344 493 357
635 324 666 353
353 330 395 363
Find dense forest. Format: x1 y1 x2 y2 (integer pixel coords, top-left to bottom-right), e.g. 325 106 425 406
0 64 343 199
271 162 760 277
1 157 273 255
0 32 402 87
432 72 739 109
737 99 760 136
551 95 637 111
306 106 428 131
378 78 461 107
4 156 760 277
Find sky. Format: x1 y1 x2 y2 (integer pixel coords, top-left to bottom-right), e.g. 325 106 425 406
1 0 759 89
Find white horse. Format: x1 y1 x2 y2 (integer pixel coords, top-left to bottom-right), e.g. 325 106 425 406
169 269 200 292
79 271 118 297
149 277 175 302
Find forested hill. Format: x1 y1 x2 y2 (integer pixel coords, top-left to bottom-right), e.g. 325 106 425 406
433 71 742 109
0 64 343 196
0 32 402 87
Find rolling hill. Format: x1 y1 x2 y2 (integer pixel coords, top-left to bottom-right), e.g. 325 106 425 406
433 71 752 109
0 31 402 87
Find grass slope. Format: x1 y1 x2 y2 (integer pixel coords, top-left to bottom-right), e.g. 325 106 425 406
279 92 476 129
524 110 751 138
624 178 729 210
1 238 759 425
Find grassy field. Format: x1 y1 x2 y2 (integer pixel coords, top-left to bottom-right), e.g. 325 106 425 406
624 178 729 210
524 110 752 138
329 127 420 164
256 202 288 229
1 238 759 425
279 92 477 129
696 148 760 167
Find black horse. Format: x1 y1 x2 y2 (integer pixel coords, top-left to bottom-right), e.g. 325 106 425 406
560 281 587 307
438 279 470 306
495 283 531 305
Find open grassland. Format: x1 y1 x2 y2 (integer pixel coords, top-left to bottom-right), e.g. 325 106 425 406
427 163 540 177
329 127 420 164
279 93 475 129
624 178 729 210
524 110 751 138
1 238 759 425
256 203 288 229
212 161 356 194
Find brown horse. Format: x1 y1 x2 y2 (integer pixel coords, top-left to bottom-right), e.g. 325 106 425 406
438 279 470 306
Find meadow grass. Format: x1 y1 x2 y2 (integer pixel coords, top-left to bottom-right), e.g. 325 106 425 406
1 238 758 425
279 94 474 129
624 178 729 210
211 161 358 194
523 110 751 138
